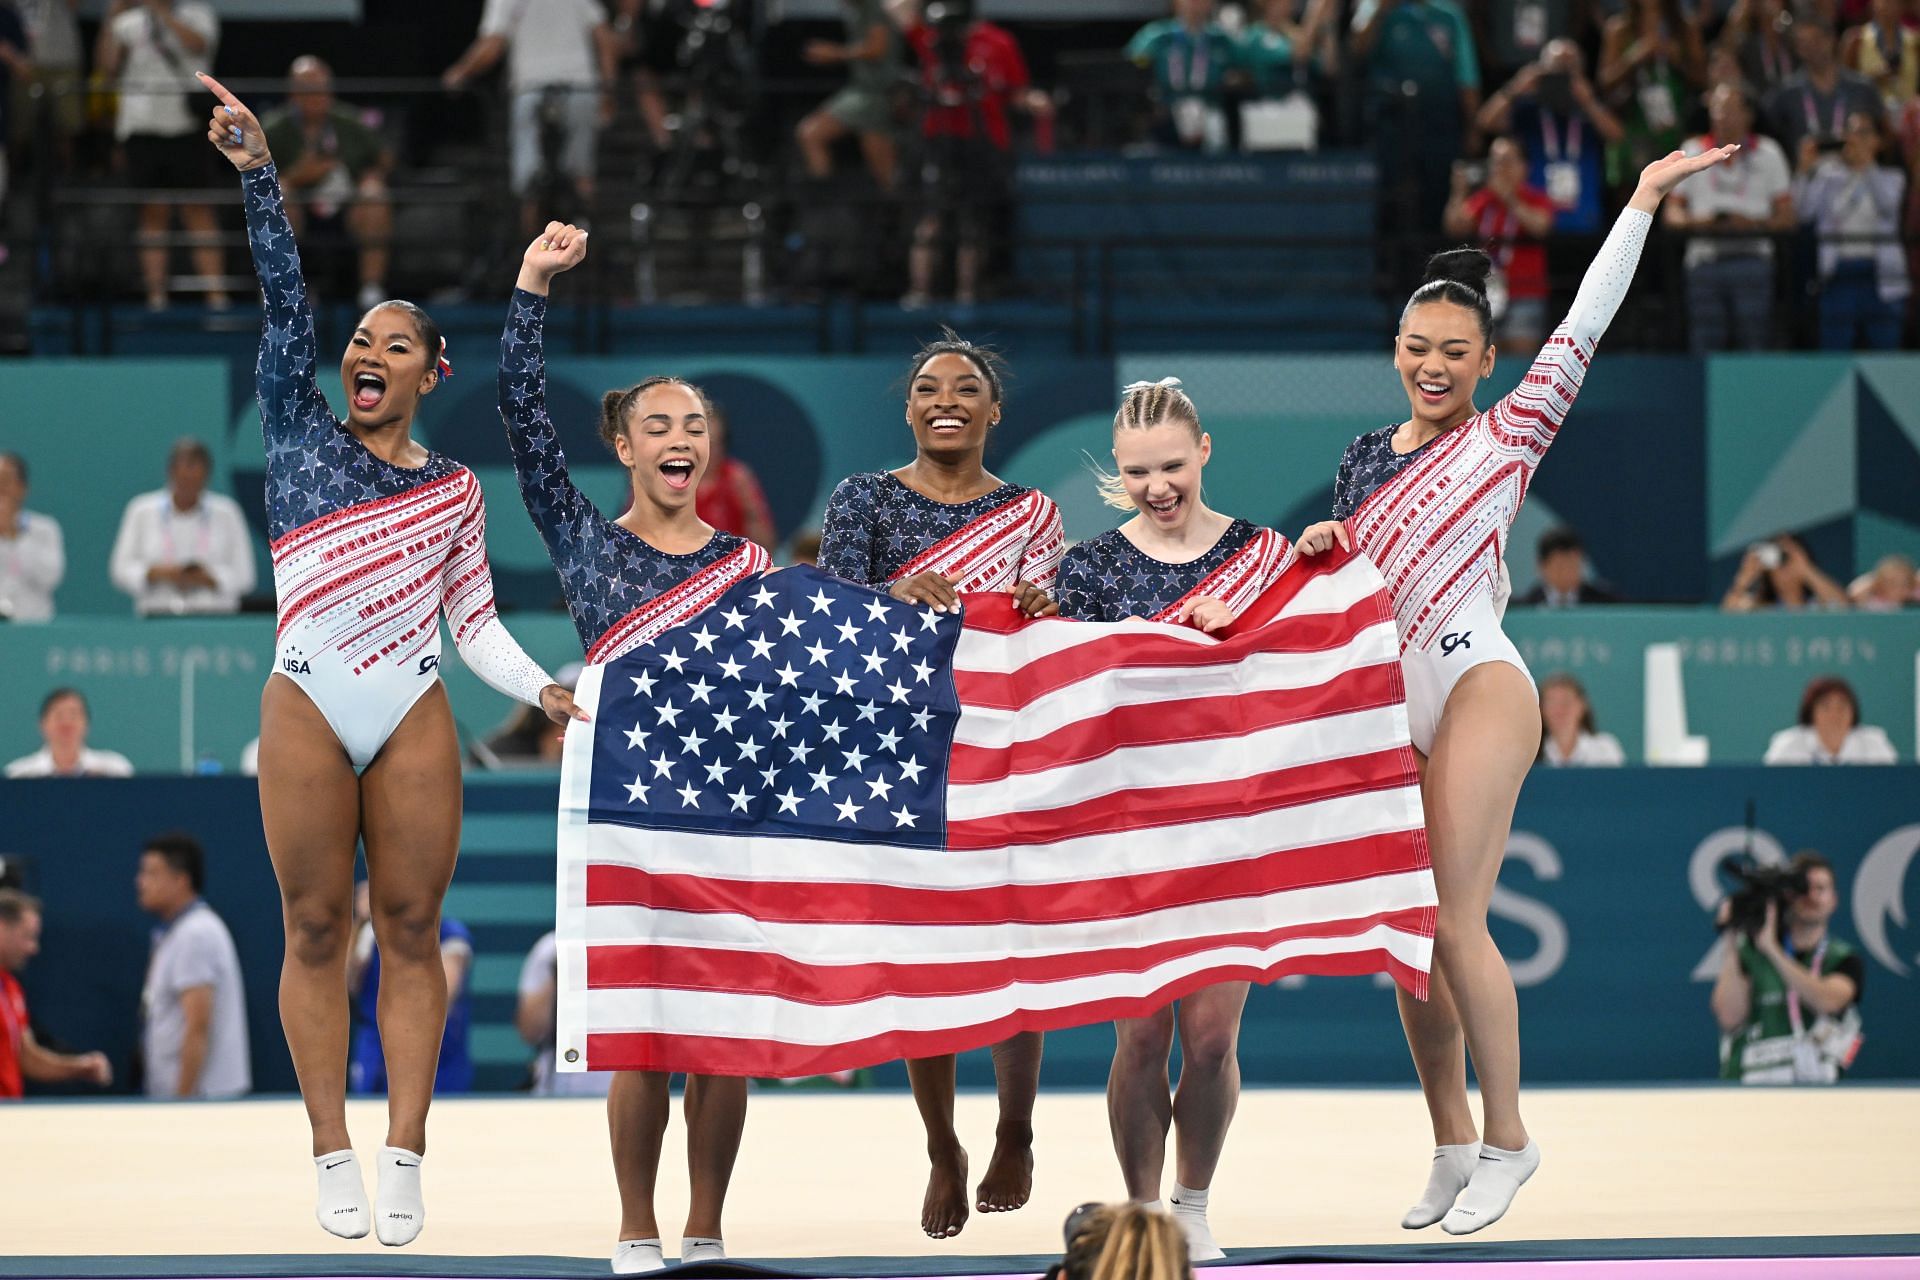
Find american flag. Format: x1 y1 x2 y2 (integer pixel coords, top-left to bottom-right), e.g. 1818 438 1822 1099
554 556 1435 1078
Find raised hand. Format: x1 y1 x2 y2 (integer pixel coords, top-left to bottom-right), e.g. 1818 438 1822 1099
198 71 270 171
1631 144 1738 209
521 221 590 285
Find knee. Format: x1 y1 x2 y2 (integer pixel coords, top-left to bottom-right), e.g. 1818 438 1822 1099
371 898 442 963
284 901 351 968
1432 907 1490 962
1178 1022 1239 1077
1113 1020 1173 1072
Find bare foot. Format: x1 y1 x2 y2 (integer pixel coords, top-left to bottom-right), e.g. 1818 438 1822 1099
976 1130 1034 1213
922 1145 969 1239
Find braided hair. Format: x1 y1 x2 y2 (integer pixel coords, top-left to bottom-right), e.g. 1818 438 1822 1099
1091 376 1203 510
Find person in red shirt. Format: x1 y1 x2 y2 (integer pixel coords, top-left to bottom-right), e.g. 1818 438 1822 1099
1443 136 1557 352
693 409 776 552
897 0 1054 307
0 889 113 1100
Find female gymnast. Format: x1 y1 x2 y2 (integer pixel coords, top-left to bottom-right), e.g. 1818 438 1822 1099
200 74 580 1245
502 223 770 1273
1056 377 1292 1260
1296 143 1736 1235
816 331 1064 1239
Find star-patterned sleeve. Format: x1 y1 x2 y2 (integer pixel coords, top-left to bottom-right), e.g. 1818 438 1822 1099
242 163 334 453
1330 438 1363 521
499 287 606 569
439 478 556 707
1019 498 1065 595
1056 541 1104 621
817 474 881 586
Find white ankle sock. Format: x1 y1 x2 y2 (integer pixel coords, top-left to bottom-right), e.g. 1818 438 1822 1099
1137 1198 1166 1213
373 1145 426 1246
1402 1143 1479 1229
1442 1139 1540 1235
313 1149 369 1240
612 1239 665 1274
681 1237 726 1263
1168 1183 1223 1261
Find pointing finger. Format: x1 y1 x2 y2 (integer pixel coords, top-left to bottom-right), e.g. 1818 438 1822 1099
197 71 243 110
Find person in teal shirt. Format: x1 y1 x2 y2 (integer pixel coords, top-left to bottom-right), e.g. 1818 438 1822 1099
1352 0 1482 260
1127 0 1242 149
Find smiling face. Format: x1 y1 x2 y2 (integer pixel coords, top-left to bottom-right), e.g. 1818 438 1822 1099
907 352 999 461
1396 300 1493 427
339 305 438 430
1115 421 1211 533
614 383 711 516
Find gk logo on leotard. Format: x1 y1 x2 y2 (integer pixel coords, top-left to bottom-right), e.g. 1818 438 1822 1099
1440 631 1473 656
418 655 440 676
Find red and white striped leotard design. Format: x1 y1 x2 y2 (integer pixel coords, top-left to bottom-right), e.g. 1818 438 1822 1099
1343 209 1653 653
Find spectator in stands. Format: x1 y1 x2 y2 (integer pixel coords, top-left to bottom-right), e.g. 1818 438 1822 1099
1444 137 1555 350
1240 0 1331 100
694 409 776 550
1840 0 1917 121
1476 40 1626 236
10 1 83 173
1764 676 1899 763
0 888 114 1100
1718 0 1797 101
135 831 251 1098
794 0 901 190
897 1 1052 307
108 436 256 616
1765 20 1883 160
5 688 133 778
1352 0 1483 246
0 2 25 268
1794 109 1909 348
1721 534 1850 610
259 57 395 311
1480 0 1575 87
1536 672 1626 765
788 529 823 567
1848 552 1917 609
1128 0 1241 151
95 0 226 311
1713 850 1865 1082
347 879 474 1095
1665 83 1795 352
1598 0 1702 195
1514 525 1620 605
443 0 619 236
0 450 64 622
515 929 612 1095
611 0 677 153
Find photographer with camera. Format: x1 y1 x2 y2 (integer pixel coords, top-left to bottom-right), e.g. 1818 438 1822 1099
894 0 1050 308
1713 851 1864 1084
1720 533 1850 611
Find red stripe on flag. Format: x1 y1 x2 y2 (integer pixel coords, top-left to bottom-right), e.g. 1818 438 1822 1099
583 828 1429 926
581 942 1431 1077
585 905 1434 1003
947 747 1417 850
948 661 1402 785
955 597 1393 711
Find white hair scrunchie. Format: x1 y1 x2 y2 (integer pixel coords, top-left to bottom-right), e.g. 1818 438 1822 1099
1121 376 1183 394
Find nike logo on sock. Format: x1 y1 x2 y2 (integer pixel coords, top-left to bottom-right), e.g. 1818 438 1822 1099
1479 1153 1504 1162
394 1160 420 1168
322 1159 350 1170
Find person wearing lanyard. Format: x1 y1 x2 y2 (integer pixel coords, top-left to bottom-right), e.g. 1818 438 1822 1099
1443 136 1555 349
107 436 257 616
0 451 64 623
1476 40 1626 235
1126 0 1239 150
1712 851 1865 1084
1793 109 1910 349
1764 20 1884 158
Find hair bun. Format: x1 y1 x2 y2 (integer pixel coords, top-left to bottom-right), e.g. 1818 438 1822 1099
1121 376 1183 394
1422 246 1494 295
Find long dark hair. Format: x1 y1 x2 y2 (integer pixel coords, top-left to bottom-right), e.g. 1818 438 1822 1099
1401 248 1495 343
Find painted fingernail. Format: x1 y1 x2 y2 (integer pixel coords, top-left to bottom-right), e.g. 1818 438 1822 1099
225 105 235 116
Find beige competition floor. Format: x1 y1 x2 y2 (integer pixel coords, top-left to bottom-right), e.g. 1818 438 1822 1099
4 1087 1918 1259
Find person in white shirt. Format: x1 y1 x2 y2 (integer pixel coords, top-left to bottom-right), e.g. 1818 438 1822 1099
4 687 135 778
1764 675 1899 764
94 0 226 310
1664 83 1796 352
0 451 63 622
109 437 256 616
1536 672 1627 766
442 0 618 235
136 832 251 1098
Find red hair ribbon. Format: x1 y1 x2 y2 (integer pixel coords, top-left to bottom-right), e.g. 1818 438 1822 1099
437 337 454 380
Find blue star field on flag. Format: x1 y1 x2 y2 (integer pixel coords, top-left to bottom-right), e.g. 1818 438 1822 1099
587 566 964 850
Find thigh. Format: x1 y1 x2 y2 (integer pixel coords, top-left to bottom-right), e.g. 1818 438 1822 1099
359 684 464 909
1422 661 1538 915
258 674 363 905
1174 982 1250 1044
510 92 540 192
